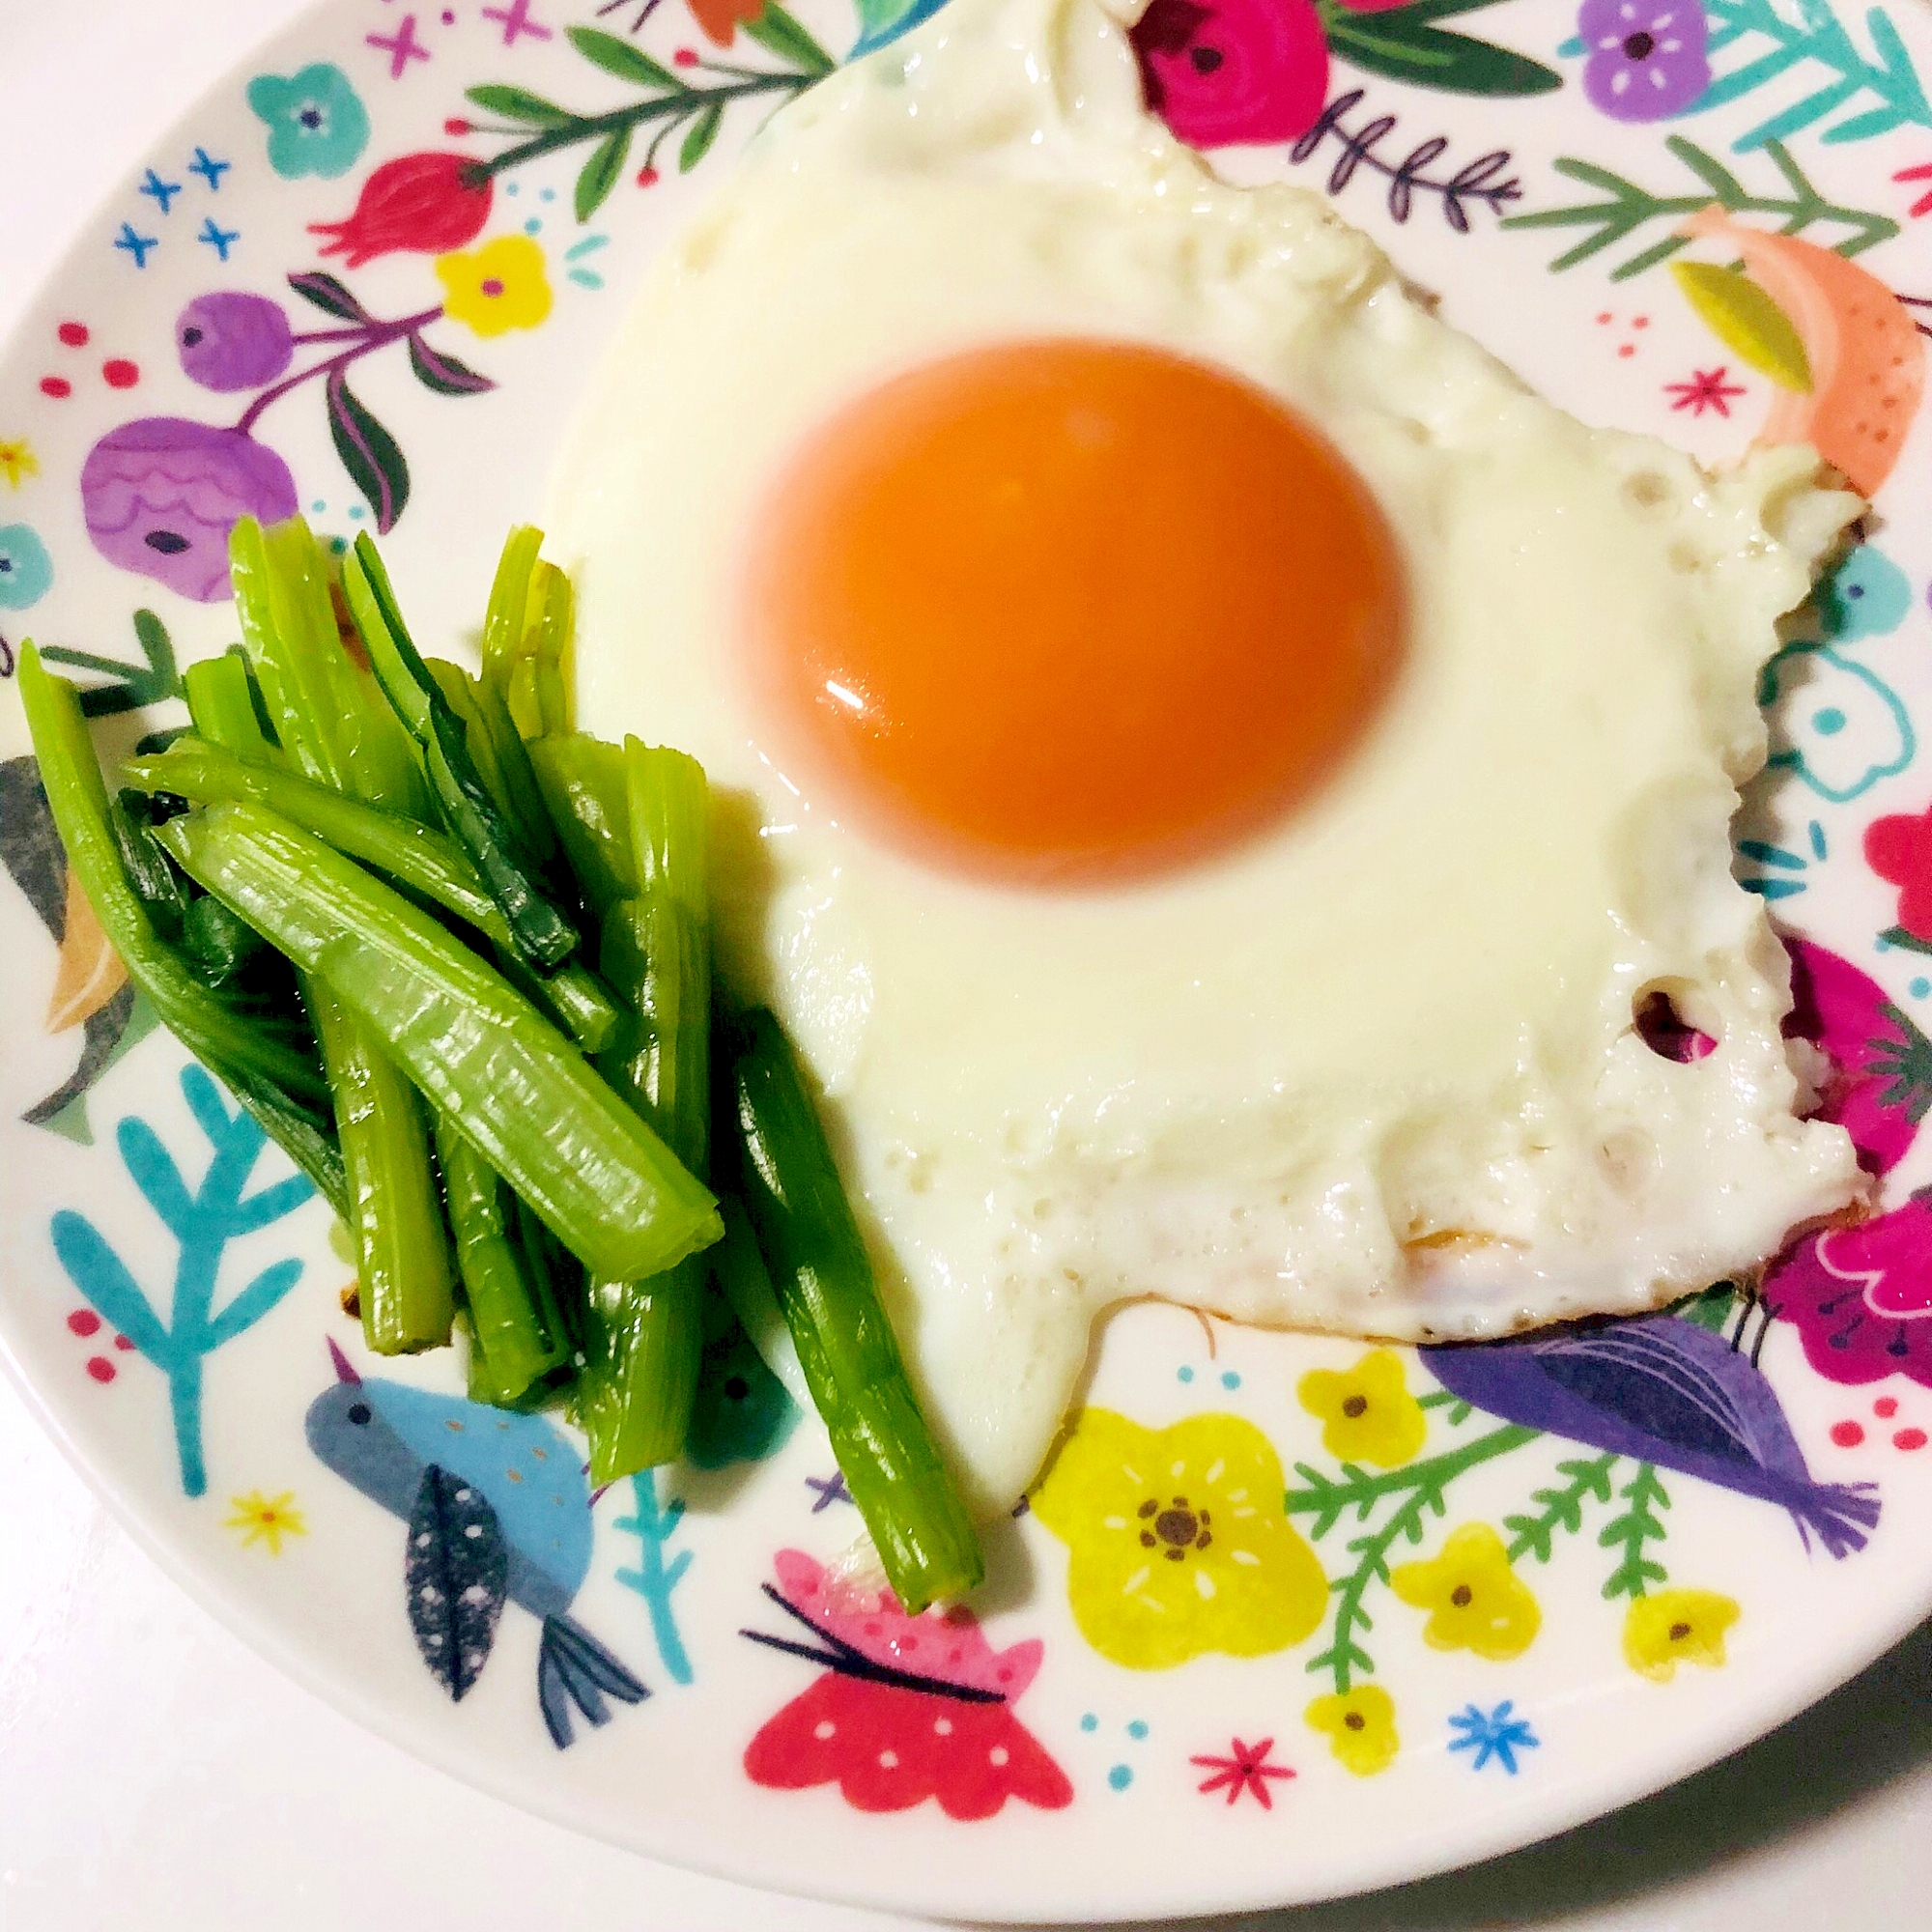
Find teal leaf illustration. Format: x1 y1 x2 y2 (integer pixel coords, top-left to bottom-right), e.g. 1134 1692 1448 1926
47 1064 314 1495
576 125 635 221
566 26 680 92
1693 0 1931 151
326 371 410 533
851 0 949 58
613 1468 695 1685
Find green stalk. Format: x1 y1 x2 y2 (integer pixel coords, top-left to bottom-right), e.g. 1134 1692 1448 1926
156 800 721 1284
342 536 578 970
530 734 636 913
530 561 575 739
315 985 455 1353
577 745 713 1483
436 1112 567 1401
17 647 346 1213
724 1006 982 1612
183 652 274 757
231 516 455 1352
479 524 543 696
126 743 619 1053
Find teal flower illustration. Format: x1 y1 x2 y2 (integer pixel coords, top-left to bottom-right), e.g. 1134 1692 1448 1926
246 64 370 181
1760 641 1914 805
686 1279 798 1469
0 523 52 610
1818 544 1912 643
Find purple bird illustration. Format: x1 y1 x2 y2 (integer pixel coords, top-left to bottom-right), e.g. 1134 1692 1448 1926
1423 1311 1880 1559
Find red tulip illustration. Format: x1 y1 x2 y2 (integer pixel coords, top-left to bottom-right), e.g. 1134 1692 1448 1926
309 153 493 269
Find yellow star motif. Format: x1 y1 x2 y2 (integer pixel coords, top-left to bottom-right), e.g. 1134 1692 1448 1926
0 439 39 490
224 1489 307 1555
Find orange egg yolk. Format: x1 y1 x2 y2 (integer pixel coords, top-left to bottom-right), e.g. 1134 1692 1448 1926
742 338 1406 885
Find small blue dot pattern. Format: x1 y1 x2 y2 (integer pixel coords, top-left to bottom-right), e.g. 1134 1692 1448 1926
1107 1764 1132 1791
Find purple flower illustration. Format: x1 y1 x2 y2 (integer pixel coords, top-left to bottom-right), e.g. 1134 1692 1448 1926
1577 0 1710 122
80 418 298 603
1767 1197 1932 1390
177 294 295 393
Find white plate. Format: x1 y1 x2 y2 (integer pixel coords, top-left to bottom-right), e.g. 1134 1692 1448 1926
2 0 1931 1917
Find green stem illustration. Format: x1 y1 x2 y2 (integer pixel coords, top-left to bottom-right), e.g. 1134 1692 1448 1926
1599 1462 1672 1600
1503 1453 1619 1566
1288 1422 1540 1692
466 16 832 218
1502 134 1899 281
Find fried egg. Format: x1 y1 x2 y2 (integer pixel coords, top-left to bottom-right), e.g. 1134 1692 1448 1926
547 0 1864 1507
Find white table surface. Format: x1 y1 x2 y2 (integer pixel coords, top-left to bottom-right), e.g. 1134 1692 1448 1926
7 4 1932 1927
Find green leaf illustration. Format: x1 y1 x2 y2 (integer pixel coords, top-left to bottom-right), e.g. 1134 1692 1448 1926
39 609 181 718
286 270 373 324
406 335 497 398
576 126 635 220
680 102 724 173
1327 14 1562 96
326 371 410 534
743 0 837 77
567 25 681 91
466 83 575 127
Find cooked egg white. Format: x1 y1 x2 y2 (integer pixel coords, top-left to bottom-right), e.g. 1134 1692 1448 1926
547 0 1864 1507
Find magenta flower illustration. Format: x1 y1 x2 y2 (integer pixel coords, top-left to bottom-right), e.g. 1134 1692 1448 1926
1767 1198 1932 1389
79 418 298 604
1577 0 1710 122
1765 936 1932 1387
1783 937 1932 1181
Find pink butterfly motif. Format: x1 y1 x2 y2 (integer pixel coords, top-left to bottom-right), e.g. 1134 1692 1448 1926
741 1549 1073 1820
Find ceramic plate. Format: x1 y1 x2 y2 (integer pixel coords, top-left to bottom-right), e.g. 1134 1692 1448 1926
3 0 1931 1918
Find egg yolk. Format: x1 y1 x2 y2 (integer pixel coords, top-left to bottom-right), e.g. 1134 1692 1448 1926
743 338 1405 884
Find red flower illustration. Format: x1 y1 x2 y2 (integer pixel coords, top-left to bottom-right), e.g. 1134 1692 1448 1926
1664 366 1747 417
309 153 493 269
741 1550 1072 1820
1867 805 1932 946
1129 0 1412 149
1191 1734 1296 1807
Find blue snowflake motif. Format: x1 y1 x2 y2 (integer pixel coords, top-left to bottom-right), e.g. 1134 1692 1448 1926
1447 1700 1540 1775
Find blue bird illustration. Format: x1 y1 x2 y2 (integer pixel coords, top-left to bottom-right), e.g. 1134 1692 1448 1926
306 1339 647 1747
1423 1311 1880 1559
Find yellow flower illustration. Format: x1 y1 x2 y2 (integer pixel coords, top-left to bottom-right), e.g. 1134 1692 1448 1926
1391 1521 1541 1661
1297 1349 1428 1468
435 234 553 338
1031 1406 1327 1671
224 1489 307 1555
0 439 38 490
1624 1588 1740 1682
1305 1685 1400 1776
